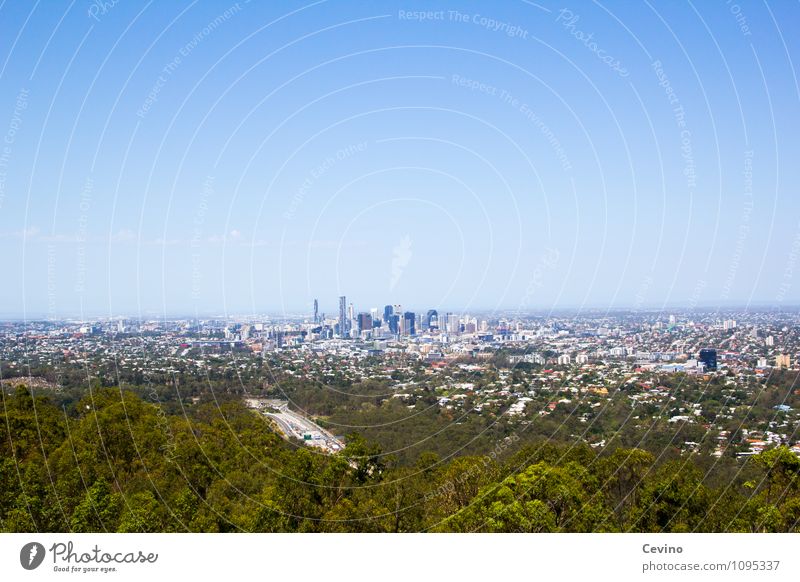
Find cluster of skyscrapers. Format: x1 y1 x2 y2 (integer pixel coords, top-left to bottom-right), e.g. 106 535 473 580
310 295 476 340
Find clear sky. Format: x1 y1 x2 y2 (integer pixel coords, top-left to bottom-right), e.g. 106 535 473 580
0 0 798 318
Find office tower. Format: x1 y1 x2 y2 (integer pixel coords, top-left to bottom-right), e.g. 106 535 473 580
445 313 459 333
426 309 438 330
384 305 393 323
338 296 347 338
388 313 400 334
370 307 378 322
403 312 416 336
699 348 717 370
357 312 373 333
348 302 355 321
313 299 318 323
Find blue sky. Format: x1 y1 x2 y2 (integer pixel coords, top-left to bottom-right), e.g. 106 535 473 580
0 0 798 318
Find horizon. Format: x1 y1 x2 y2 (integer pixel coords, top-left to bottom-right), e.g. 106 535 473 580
4 301 800 322
2 2 799 317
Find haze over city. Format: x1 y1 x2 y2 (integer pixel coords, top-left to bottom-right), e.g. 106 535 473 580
1 1 798 317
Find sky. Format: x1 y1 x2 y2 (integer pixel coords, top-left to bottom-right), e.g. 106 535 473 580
0 0 798 318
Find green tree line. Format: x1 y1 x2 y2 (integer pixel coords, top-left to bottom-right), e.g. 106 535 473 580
1 386 798 532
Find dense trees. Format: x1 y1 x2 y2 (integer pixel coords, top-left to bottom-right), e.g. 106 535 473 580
1 385 799 532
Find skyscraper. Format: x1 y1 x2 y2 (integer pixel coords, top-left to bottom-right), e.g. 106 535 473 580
357 312 373 333
338 296 347 338
444 313 459 333
699 348 717 370
384 305 393 323
313 299 318 323
403 312 416 336
426 309 438 330
388 313 400 334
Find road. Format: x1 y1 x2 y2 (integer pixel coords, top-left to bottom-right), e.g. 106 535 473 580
264 402 345 453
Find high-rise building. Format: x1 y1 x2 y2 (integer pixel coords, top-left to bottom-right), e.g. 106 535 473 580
388 314 400 334
699 348 717 370
357 312 373 333
776 354 791 369
313 299 318 323
338 296 347 338
445 313 459 333
384 305 393 323
426 309 438 330
403 312 416 336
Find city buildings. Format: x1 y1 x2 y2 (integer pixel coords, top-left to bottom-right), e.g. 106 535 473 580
338 296 347 338
699 348 718 370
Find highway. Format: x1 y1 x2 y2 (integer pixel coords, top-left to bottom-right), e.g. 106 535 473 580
264 402 345 453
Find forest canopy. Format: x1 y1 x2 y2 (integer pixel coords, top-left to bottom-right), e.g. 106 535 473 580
1 385 798 533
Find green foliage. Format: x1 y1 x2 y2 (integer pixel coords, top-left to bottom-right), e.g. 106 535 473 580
1 386 799 532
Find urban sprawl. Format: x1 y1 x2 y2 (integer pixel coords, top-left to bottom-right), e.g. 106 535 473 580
2 299 799 460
